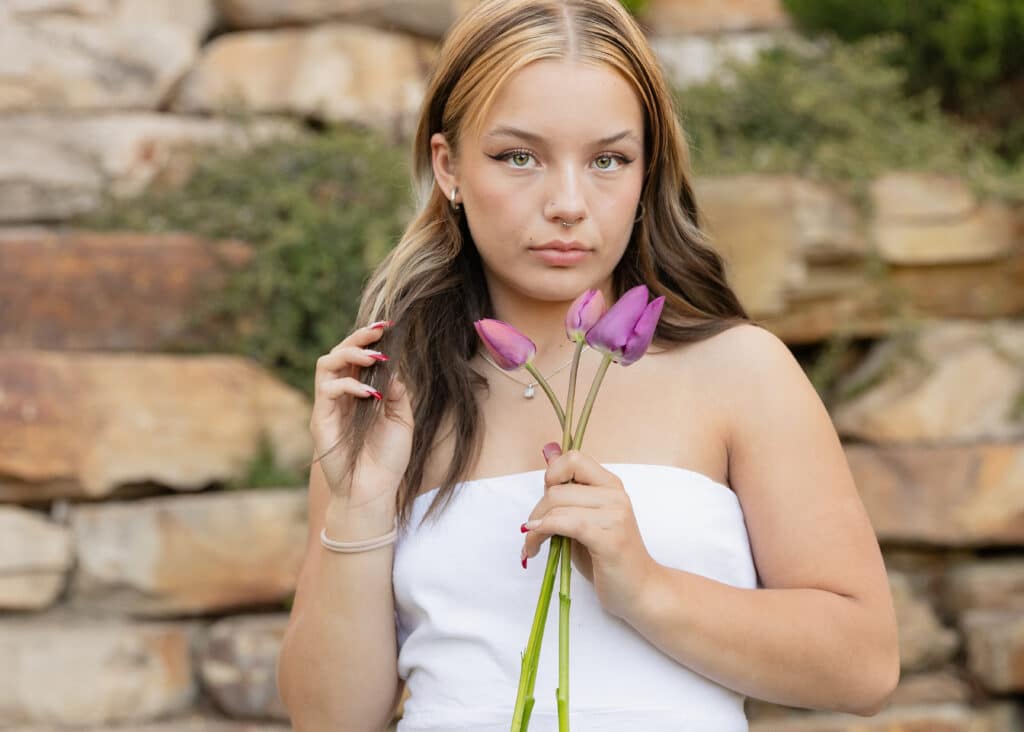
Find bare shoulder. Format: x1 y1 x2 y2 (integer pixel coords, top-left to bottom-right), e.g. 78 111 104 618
694 323 892 599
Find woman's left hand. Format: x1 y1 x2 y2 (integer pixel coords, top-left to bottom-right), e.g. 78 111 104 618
521 445 657 621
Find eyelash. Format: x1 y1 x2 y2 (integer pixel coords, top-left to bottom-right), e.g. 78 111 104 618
492 148 633 171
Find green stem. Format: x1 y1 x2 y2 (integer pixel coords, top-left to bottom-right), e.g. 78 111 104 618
510 536 562 731
523 362 565 427
556 339 584 731
559 359 611 728
561 340 584 454
510 367 567 731
572 354 613 450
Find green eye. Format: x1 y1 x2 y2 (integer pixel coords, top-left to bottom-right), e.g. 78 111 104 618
595 156 612 169
511 152 531 166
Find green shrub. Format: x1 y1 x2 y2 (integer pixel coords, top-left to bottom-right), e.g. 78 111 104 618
81 124 414 396
782 0 1024 162
678 34 1024 202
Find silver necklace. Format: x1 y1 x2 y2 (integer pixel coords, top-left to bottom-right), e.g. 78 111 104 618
478 349 578 398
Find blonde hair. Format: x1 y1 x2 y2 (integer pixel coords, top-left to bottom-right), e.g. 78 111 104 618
337 0 749 532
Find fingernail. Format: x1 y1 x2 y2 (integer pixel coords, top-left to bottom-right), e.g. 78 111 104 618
369 320 393 330
521 551 528 569
369 354 389 361
363 386 383 400
542 442 561 463
520 522 530 533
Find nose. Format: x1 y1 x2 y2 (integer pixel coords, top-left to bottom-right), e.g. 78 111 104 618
545 162 587 228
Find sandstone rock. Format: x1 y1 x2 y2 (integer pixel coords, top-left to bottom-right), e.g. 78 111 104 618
847 441 1024 547
748 701 1022 731
69 489 305 615
761 247 1024 344
198 614 289 719
173 24 437 136
0 229 254 351
0 1 215 112
872 173 978 221
945 558 1024 615
651 31 784 87
2 720 289 732
0 351 312 501
0 113 299 222
0 506 72 610
870 173 1015 265
2 0 216 38
962 609 1024 693
215 0 473 39
640 0 789 35
890 571 959 672
889 667 972 706
0 614 197 726
696 175 867 318
832 319 1024 443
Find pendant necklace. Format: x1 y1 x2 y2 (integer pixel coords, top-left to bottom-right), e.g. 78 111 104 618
478 349 580 399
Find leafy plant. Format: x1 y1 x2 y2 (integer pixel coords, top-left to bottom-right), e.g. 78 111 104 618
782 0 1024 162
678 34 1024 201
81 124 414 395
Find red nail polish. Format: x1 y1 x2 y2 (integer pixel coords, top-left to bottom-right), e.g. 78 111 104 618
370 320 394 330
521 555 528 569
369 354 389 361
520 522 530 533
368 389 383 400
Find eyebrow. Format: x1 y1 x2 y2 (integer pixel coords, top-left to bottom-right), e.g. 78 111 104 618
485 126 640 146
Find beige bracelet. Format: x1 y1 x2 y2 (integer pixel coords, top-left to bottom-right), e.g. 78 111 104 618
320 518 399 553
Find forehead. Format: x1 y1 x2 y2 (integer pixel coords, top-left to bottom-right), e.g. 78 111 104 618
475 59 644 146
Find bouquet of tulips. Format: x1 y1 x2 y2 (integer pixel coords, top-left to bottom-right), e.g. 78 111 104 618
473 284 665 732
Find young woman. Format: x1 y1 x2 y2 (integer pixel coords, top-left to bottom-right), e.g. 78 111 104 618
276 1 900 730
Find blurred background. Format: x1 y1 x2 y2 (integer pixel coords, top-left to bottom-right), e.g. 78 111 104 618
1 0 1023 730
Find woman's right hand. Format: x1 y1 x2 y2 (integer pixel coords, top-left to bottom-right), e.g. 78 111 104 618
310 321 415 510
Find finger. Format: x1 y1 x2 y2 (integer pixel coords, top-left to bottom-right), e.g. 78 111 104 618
317 345 389 375
331 320 393 353
522 506 603 559
317 375 383 401
541 442 562 464
544 449 616 489
526 483 608 522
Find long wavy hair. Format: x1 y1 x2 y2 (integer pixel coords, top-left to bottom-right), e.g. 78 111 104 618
336 0 750 532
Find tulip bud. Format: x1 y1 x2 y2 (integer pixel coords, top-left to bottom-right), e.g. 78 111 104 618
473 318 537 370
585 285 665 366
564 289 606 343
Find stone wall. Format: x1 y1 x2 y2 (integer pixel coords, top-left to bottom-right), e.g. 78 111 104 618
2 2 1023 731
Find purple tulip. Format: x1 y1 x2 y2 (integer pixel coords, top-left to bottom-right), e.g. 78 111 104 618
585 285 665 366
474 318 536 370
565 289 606 342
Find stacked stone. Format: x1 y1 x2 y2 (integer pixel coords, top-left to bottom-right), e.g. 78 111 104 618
2 1 1023 731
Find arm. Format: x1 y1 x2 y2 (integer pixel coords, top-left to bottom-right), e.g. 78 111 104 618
623 325 900 716
276 454 403 732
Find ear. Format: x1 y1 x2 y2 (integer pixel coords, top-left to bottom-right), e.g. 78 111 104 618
430 132 459 207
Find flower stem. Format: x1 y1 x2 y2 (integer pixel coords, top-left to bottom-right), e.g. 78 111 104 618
556 339 584 731
523 362 565 426
572 354 613 450
510 536 562 731
510 366 567 731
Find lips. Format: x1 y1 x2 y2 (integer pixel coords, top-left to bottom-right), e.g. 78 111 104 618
530 240 590 252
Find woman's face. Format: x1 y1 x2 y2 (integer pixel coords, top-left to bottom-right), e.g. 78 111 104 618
432 58 646 303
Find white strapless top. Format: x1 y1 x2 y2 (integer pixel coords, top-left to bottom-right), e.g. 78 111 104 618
392 463 760 732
